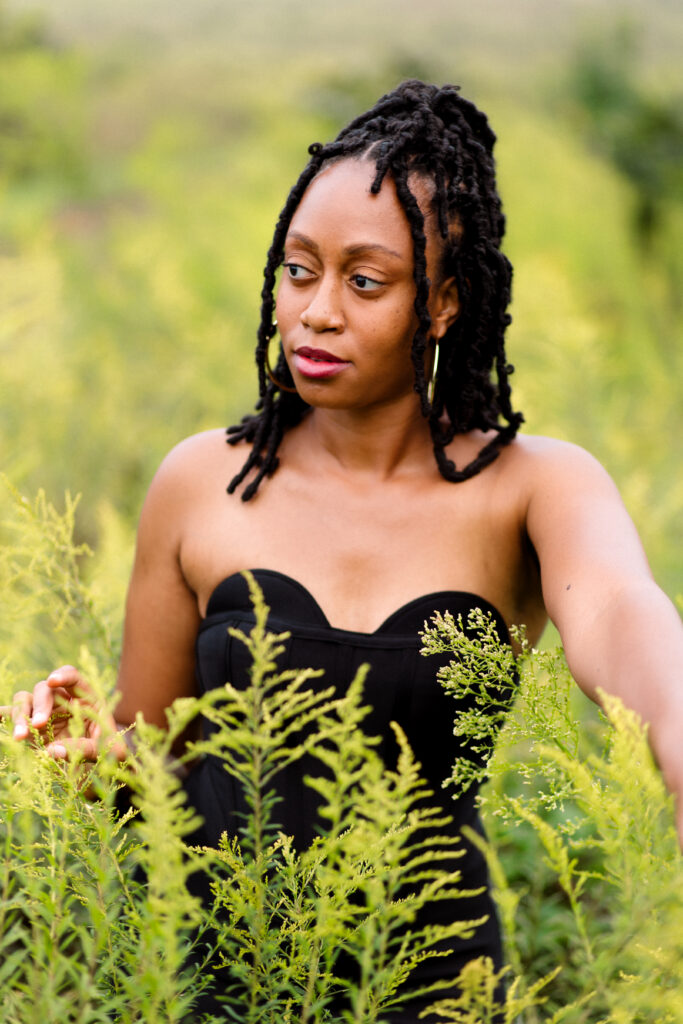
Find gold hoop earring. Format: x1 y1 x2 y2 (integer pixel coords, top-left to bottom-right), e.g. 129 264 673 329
265 326 298 394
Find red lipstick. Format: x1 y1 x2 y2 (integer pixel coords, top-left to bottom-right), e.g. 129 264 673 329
293 346 350 379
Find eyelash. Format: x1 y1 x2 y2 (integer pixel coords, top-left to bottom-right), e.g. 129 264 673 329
283 263 383 292
350 274 382 292
283 262 313 282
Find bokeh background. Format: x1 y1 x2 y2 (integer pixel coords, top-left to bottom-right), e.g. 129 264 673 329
1 0 681 635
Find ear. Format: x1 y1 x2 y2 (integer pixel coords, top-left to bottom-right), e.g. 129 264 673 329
429 276 460 340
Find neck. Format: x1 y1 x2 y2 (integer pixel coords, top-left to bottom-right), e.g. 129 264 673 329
295 395 434 481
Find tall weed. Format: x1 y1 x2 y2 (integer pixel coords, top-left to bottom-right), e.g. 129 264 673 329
0 488 681 1022
422 609 682 1022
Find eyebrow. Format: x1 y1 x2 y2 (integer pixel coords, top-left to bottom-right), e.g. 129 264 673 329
285 231 404 261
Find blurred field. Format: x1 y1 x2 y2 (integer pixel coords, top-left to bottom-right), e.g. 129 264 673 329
1 0 682 631
1 6 682 1015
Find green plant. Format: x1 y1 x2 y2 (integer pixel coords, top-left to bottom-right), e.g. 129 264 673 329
178 573 501 1023
423 608 683 1022
0 488 681 1022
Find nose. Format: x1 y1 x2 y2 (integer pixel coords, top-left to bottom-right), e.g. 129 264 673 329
300 274 344 333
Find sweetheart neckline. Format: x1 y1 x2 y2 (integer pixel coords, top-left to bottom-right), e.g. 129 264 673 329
203 568 508 639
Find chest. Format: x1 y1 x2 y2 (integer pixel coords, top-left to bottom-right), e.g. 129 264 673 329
181 467 536 634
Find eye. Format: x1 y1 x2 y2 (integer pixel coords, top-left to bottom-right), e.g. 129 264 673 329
350 273 382 292
283 262 314 282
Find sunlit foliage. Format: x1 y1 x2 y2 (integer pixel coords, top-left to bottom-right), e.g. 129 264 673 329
0 499 681 1022
1 2 681 1020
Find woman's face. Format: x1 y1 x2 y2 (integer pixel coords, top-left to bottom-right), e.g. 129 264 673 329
275 158 458 412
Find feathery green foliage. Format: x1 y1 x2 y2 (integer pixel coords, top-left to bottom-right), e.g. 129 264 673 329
0 709 208 1023
1 492 682 1022
422 607 683 1022
184 573 489 1023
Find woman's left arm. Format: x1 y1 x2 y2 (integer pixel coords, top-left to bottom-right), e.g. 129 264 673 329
525 439 683 844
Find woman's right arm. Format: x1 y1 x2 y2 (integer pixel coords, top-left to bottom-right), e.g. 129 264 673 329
114 446 201 734
4 445 202 758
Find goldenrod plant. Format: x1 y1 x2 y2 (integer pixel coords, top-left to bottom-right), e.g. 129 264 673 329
423 608 683 1022
0 487 681 1022
187 575 486 1023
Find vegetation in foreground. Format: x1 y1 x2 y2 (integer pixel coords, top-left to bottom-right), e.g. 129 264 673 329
0 488 681 1023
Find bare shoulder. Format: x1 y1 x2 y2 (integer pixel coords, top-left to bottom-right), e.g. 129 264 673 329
504 434 652 615
142 429 246 504
502 432 609 471
153 428 245 484
134 428 250 549
498 433 622 502
498 433 636 547
446 428 608 482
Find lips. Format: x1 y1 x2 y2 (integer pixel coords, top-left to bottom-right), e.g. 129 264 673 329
296 346 345 363
293 346 350 380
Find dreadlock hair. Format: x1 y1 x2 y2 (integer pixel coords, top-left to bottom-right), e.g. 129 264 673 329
227 79 523 501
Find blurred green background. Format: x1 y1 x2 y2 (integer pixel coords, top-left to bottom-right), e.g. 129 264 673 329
1 0 681 629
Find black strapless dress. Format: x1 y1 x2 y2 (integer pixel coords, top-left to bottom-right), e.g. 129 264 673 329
185 569 510 1022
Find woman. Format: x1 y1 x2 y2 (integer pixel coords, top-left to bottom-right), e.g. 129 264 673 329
7 80 683 1019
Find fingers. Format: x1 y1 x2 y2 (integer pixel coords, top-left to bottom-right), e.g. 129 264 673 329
7 676 72 738
45 665 88 695
10 690 34 740
45 735 100 763
2 666 122 766
7 684 71 740
26 678 59 730
1 666 90 741
1 717 99 764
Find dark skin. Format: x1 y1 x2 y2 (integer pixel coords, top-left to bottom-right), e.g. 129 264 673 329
6 159 683 843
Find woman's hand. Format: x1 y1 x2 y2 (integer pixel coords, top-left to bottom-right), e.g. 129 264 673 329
1 665 126 762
